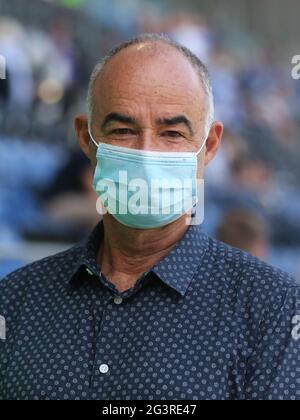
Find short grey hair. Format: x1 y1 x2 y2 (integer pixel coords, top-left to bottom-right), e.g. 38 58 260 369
87 33 214 135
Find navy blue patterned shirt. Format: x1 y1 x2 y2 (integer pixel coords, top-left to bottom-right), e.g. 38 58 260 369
0 222 299 400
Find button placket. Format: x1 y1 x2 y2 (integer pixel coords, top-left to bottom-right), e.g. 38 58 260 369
91 294 127 394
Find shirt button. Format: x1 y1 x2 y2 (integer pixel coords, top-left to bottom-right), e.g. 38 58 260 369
114 296 123 305
99 364 109 374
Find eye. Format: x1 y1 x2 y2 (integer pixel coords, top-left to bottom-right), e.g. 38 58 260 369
161 131 183 139
110 128 136 136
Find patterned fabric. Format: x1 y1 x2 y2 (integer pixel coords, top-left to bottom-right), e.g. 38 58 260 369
0 222 299 400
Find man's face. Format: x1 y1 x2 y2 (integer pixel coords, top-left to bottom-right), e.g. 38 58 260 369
76 42 223 179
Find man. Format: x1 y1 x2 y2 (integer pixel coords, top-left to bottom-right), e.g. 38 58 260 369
0 34 299 400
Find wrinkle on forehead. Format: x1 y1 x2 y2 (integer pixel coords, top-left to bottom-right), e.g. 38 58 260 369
92 43 207 125
106 87 202 107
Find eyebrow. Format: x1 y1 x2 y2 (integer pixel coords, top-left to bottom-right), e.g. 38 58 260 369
101 113 138 131
101 112 194 136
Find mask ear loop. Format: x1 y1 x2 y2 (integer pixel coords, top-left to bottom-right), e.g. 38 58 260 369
196 128 210 156
88 126 99 148
192 128 210 217
196 140 206 156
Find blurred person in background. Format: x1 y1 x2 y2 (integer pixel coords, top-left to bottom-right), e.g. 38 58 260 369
0 34 299 401
0 70 10 106
0 18 34 112
205 128 249 188
230 154 300 246
42 151 99 234
167 12 213 63
216 208 269 260
0 17 34 138
209 47 244 130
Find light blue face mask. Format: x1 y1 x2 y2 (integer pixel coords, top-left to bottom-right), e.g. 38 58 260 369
89 128 207 229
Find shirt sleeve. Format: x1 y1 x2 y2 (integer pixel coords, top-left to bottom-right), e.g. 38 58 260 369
245 285 300 400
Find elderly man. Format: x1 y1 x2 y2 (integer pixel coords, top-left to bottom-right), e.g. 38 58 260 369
0 34 299 401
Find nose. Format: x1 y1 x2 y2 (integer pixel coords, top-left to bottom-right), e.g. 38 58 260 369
136 128 158 151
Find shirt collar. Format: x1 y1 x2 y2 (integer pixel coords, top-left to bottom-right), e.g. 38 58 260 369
69 222 104 284
70 221 209 297
151 223 209 296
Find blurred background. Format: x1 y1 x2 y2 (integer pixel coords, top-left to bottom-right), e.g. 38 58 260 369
0 0 299 281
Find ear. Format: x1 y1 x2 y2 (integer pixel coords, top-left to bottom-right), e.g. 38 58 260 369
74 114 94 160
204 121 223 166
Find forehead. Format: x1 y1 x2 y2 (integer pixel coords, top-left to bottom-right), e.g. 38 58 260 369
93 43 206 120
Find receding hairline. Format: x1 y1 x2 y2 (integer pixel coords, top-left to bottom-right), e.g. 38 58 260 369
87 33 214 133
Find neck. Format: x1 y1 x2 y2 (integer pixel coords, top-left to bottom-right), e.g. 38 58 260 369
98 214 191 293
